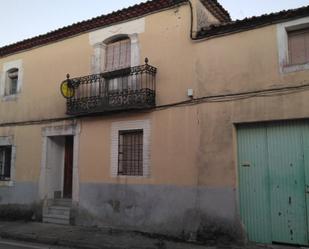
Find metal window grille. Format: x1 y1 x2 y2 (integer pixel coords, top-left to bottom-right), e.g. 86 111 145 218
0 146 12 181
10 78 18 95
118 130 143 176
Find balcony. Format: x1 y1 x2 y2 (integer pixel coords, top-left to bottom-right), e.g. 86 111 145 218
62 60 157 116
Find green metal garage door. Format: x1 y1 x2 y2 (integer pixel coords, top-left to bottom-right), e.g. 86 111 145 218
238 121 309 245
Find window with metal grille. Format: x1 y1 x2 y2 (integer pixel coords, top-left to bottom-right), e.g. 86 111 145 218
5 68 19 96
288 28 309 65
0 146 12 181
118 130 143 176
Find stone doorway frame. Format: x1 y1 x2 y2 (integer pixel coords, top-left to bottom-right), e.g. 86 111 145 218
39 124 80 203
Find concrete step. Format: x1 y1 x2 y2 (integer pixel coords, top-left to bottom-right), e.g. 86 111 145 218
43 214 70 225
42 199 73 225
52 198 72 207
48 206 71 216
43 216 70 225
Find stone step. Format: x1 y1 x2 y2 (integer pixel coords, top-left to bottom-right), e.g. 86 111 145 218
43 216 70 225
42 199 73 225
52 199 72 207
43 214 70 225
48 206 71 216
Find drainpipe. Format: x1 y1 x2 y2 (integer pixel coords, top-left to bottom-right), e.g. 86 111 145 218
187 0 200 40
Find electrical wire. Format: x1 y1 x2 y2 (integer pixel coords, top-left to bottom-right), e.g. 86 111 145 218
1 81 309 127
154 81 309 111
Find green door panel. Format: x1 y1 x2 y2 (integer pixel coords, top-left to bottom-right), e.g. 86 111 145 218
301 123 309 242
267 122 307 245
237 121 309 245
237 124 272 244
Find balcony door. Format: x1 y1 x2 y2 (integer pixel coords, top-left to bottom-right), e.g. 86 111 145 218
105 37 131 91
105 38 131 71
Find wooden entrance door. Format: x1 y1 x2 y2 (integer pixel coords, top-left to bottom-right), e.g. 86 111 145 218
63 136 73 199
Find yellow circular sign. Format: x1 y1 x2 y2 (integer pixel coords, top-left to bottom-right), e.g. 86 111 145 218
60 80 74 98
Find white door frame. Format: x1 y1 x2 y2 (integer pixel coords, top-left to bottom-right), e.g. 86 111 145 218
39 124 80 203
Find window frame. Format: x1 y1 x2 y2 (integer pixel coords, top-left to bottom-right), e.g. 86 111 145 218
105 37 131 72
277 17 309 74
5 68 19 96
111 120 151 178
0 145 12 181
118 129 144 176
91 33 141 75
0 136 15 187
0 60 23 101
287 28 309 66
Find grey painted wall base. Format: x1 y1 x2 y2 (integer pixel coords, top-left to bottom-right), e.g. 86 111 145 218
77 183 243 243
0 182 41 221
0 182 39 204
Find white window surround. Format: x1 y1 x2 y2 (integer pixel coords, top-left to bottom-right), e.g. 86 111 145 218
0 136 16 187
89 18 145 74
111 120 151 178
0 59 23 101
277 16 309 74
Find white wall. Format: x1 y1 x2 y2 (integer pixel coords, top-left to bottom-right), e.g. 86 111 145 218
46 136 65 199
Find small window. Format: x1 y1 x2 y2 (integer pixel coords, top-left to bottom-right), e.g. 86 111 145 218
0 146 12 181
118 130 143 176
5 68 19 96
288 28 309 65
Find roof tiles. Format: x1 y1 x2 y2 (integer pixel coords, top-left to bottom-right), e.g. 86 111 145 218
0 0 232 57
197 4 309 39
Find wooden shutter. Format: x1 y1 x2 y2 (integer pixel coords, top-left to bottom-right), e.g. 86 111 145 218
105 38 131 71
288 28 309 65
119 39 131 68
105 43 114 71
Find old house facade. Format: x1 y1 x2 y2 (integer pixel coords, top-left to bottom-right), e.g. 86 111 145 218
1 0 309 245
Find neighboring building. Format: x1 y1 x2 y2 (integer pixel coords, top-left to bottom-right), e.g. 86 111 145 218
1 0 309 245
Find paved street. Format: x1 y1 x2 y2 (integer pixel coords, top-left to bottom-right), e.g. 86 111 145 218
0 239 73 249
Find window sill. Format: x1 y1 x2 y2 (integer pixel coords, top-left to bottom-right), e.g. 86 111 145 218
2 94 18 102
282 62 309 74
114 174 150 179
0 180 14 187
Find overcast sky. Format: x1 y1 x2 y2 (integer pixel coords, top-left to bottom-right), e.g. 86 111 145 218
0 0 308 47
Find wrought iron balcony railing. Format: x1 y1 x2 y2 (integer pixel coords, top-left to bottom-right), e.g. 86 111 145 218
62 59 157 115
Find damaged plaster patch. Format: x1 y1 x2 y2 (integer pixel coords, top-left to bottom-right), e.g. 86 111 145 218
197 214 244 245
77 183 242 243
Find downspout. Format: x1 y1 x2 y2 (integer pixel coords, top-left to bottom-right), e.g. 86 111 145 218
187 0 200 40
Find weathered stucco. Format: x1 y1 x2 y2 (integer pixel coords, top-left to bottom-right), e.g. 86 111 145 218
77 183 240 242
0 0 309 242
0 182 38 204
78 107 200 186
